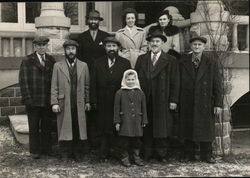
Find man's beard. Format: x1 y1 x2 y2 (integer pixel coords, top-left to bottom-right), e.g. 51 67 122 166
88 23 99 30
107 50 118 59
66 53 76 63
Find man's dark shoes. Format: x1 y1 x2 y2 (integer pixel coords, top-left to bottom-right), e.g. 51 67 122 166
121 156 131 167
202 157 216 164
30 153 41 159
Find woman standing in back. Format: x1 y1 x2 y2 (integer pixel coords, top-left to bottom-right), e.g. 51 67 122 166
115 8 148 68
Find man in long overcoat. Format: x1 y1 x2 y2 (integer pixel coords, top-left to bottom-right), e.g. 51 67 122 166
19 36 55 159
179 36 223 163
134 30 180 162
90 36 131 160
51 40 91 160
76 10 110 150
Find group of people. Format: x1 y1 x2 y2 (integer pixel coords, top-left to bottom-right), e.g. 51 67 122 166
19 8 223 167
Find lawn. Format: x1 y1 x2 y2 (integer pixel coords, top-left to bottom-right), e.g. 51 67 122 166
0 126 250 177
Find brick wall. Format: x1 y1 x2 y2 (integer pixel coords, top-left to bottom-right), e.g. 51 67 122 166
0 84 26 123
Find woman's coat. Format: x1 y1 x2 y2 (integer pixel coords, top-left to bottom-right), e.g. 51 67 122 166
51 59 90 141
115 26 148 68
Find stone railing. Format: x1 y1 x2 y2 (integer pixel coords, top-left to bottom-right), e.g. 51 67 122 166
174 15 249 53
0 31 36 57
230 15 249 52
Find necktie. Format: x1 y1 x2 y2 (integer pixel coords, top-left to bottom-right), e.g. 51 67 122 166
91 31 96 41
193 57 200 68
110 58 114 68
151 53 157 66
40 55 45 66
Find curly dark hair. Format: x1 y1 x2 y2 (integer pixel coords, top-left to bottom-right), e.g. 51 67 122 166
156 9 173 26
122 8 138 24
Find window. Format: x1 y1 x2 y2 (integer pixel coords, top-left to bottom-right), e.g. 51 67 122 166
25 2 41 23
64 2 79 25
0 2 18 23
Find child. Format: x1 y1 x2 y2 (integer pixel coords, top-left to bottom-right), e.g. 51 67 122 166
114 69 148 167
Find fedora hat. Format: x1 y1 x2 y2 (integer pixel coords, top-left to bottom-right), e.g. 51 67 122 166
103 36 121 46
86 10 104 21
146 30 167 42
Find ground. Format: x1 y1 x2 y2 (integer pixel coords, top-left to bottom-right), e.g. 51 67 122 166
0 125 250 178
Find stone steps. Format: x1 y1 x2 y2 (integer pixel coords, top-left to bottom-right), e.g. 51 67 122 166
8 114 29 149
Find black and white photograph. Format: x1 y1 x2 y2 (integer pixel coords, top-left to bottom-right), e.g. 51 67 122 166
0 1 249 177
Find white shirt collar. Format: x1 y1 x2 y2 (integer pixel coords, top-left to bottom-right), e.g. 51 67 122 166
151 51 161 59
36 52 45 63
66 58 76 67
108 57 116 67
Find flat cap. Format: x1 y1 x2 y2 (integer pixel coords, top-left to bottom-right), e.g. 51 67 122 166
189 36 207 44
103 36 121 46
63 40 79 48
33 36 49 45
146 29 167 42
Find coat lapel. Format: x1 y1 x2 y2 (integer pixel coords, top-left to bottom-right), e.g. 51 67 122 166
59 59 70 83
76 59 84 81
86 30 95 43
182 54 195 81
195 54 210 83
122 27 136 48
151 52 170 78
29 53 44 71
140 52 152 79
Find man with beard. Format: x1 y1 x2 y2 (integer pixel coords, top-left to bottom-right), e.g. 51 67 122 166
51 40 91 161
134 30 180 162
77 10 110 151
77 10 110 70
19 36 55 159
90 36 131 161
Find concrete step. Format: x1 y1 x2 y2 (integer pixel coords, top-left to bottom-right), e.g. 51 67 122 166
8 115 29 148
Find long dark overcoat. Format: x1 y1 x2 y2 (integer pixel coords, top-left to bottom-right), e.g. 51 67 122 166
179 53 223 142
114 89 148 137
134 51 180 138
90 56 131 135
77 29 110 71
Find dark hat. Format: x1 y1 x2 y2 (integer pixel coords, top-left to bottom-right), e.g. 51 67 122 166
86 10 104 21
63 40 79 48
156 9 171 20
146 30 167 42
33 36 49 45
189 36 207 44
103 36 121 46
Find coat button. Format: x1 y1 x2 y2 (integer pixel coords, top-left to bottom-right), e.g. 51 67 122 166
132 108 135 111
132 114 135 117
131 102 134 105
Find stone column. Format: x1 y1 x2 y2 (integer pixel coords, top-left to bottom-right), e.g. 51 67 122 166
35 2 71 55
190 0 230 51
190 1 232 156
